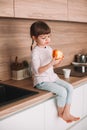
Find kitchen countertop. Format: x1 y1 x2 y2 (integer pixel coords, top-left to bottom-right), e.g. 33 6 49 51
0 75 87 120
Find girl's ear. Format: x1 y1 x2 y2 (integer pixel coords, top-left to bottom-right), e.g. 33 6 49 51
32 36 36 41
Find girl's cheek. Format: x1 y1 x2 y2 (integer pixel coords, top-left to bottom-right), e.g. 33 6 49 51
48 39 51 43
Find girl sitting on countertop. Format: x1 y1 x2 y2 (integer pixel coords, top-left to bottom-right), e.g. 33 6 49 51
30 20 80 123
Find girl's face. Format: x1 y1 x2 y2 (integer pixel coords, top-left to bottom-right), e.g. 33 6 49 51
34 33 51 47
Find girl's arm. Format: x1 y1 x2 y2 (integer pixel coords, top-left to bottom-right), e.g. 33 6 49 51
38 58 55 74
38 58 63 74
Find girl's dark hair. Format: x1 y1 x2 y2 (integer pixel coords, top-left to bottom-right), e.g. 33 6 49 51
30 21 51 50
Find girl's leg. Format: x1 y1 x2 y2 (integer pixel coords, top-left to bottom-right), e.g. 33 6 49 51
36 82 72 122
36 82 80 122
55 79 80 122
36 82 67 107
55 78 73 105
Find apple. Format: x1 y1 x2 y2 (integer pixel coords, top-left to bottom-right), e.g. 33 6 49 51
52 49 64 60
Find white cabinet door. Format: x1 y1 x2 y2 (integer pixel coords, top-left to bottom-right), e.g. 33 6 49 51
70 86 83 118
83 83 87 116
0 103 44 130
68 117 87 130
44 98 70 130
44 86 84 130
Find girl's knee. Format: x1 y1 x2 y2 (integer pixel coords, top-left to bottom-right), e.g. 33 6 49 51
59 88 67 98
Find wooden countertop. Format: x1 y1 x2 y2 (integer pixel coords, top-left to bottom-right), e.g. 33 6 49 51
0 75 87 120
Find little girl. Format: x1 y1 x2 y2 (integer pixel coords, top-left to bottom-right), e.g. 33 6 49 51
30 20 80 123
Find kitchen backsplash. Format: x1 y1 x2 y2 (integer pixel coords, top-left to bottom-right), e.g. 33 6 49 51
0 18 87 81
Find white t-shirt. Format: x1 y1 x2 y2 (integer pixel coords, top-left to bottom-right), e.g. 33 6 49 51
31 45 58 86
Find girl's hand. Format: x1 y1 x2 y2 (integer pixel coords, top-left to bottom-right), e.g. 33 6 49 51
54 58 62 65
51 57 64 68
50 58 56 66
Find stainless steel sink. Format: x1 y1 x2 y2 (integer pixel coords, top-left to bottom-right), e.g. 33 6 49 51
0 83 39 107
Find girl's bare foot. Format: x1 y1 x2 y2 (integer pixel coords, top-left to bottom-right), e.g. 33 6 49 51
62 112 80 123
58 113 63 118
62 113 72 123
58 113 72 123
66 120 73 123
58 105 80 123
69 115 80 121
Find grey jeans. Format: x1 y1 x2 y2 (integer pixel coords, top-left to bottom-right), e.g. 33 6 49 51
36 78 73 107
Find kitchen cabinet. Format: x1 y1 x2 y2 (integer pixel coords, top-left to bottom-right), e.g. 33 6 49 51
68 0 87 23
1 83 87 130
70 86 83 118
0 0 14 17
44 86 83 130
0 103 44 130
83 84 87 116
44 98 68 130
15 0 67 21
0 0 87 23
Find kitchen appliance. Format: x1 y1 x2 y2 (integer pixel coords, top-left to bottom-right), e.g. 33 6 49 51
75 54 87 63
54 64 87 77
0 83 39 107
73 53 87 73
72 62 87 73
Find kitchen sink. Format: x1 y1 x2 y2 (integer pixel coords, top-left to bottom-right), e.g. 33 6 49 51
0 83 39 107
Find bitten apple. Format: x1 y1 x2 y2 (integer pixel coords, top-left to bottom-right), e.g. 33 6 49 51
52 49 64 60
